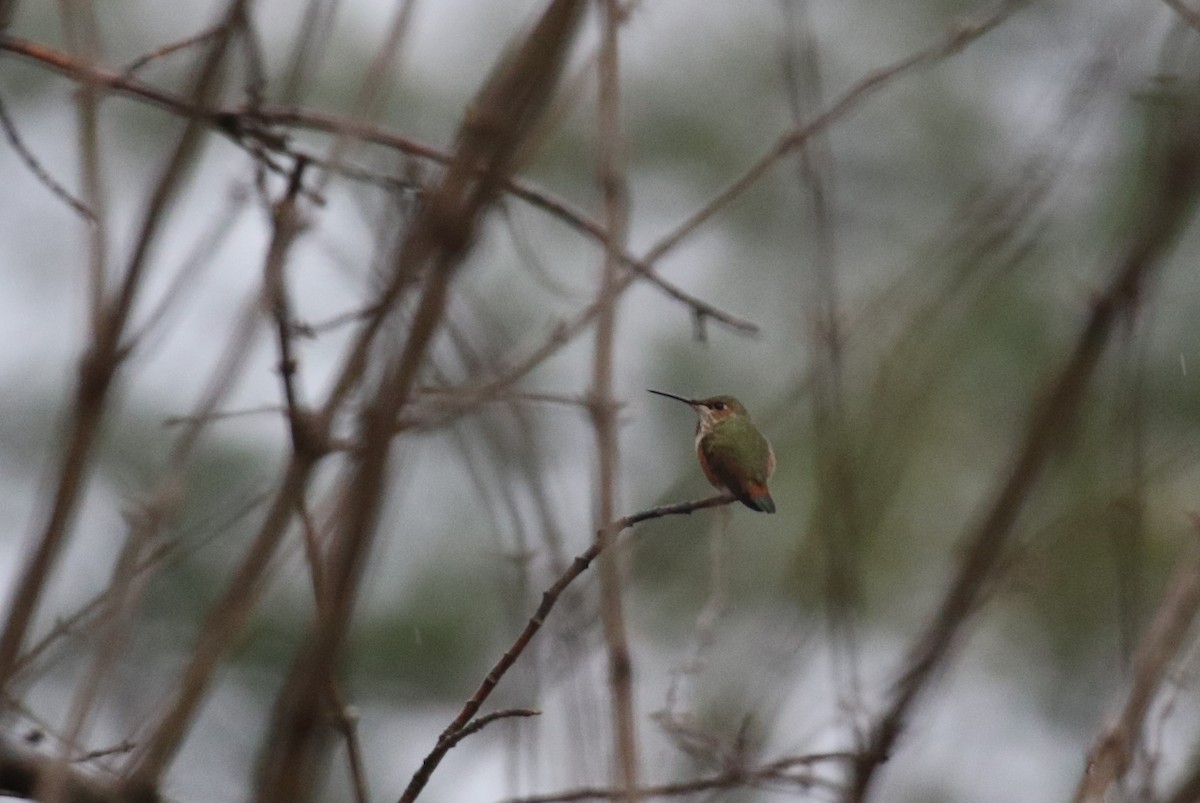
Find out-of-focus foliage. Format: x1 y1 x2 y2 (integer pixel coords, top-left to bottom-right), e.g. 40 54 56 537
3 1 1200 801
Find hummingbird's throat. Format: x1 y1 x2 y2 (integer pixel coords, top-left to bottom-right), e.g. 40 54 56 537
696 407 733 431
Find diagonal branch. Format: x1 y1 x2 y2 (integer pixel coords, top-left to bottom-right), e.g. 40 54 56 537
0 33 756 337
1162 0 1200 34
397 494 737 803
640 0 1029 268
427 0 1027 428
251 3 588 800
844 71 1200 802
0 91 94 221
1072 529 1200 803
0 0 244 702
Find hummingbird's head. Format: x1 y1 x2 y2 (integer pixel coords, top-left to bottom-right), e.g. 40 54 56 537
692 395 748 428
648 390 748 430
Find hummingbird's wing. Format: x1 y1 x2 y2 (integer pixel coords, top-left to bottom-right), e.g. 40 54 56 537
700 421 775 512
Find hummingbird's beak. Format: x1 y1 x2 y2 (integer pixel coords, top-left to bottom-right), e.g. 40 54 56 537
647 389 697 406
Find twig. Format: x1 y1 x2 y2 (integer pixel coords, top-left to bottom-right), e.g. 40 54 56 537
1165 756 1200 803
1072 529 1200 803
779 0 868 747
643 0 1028 268
295 497 371 803
41 500 170 802
0 738 149 803
592 0 639 797
442 709 541 752
307 0 418 196
128 186 251 348
261 156 379 803
161 404 284 427
501 751 852 802
62 1 110 341
123 234 330 794
398 493 737 803
278 0 340 105
428 2 1023 431
251 4 588 801
845 64 1200 802
264 156 315 451
0 92 95 222
1162 0 1200 34
0 34 756 336
0 0 243 704
10 491 269 685
73 741 136 763
242 114 759 336
120 25 224 76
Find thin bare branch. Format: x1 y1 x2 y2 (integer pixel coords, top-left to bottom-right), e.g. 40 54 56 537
58 0 108 333
0 739 152 803
779 0 868 747
120 25 224 76
251 4 588 800
399 493 736 803
1072 531 1200 803
309 0 418 195
643 0 1028 267
0 92 95 222
1163 0 1200 34
0 0 243 703
443 709 541 752
431 2 1024 428
845 75 1200 802
502 751 852 802
592 0 639 797
0 33 757 336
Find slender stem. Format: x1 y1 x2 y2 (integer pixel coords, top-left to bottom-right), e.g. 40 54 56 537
397 494 735 803
592 0 639 797
0 0 243 702
1072 532 1200 803
845 70 1200 800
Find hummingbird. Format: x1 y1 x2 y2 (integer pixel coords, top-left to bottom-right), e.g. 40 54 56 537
648 390 776 513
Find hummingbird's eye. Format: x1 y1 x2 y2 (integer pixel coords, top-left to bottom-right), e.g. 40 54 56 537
712 401 725 411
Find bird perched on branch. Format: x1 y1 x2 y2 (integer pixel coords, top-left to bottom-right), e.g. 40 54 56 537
648 390 776 513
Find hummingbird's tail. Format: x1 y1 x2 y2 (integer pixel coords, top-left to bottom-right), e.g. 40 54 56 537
740 487 776 514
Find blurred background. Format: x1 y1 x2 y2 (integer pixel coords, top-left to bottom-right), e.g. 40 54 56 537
2 0 1200 801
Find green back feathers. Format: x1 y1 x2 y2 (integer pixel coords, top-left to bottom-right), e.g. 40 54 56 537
701 417 773 484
